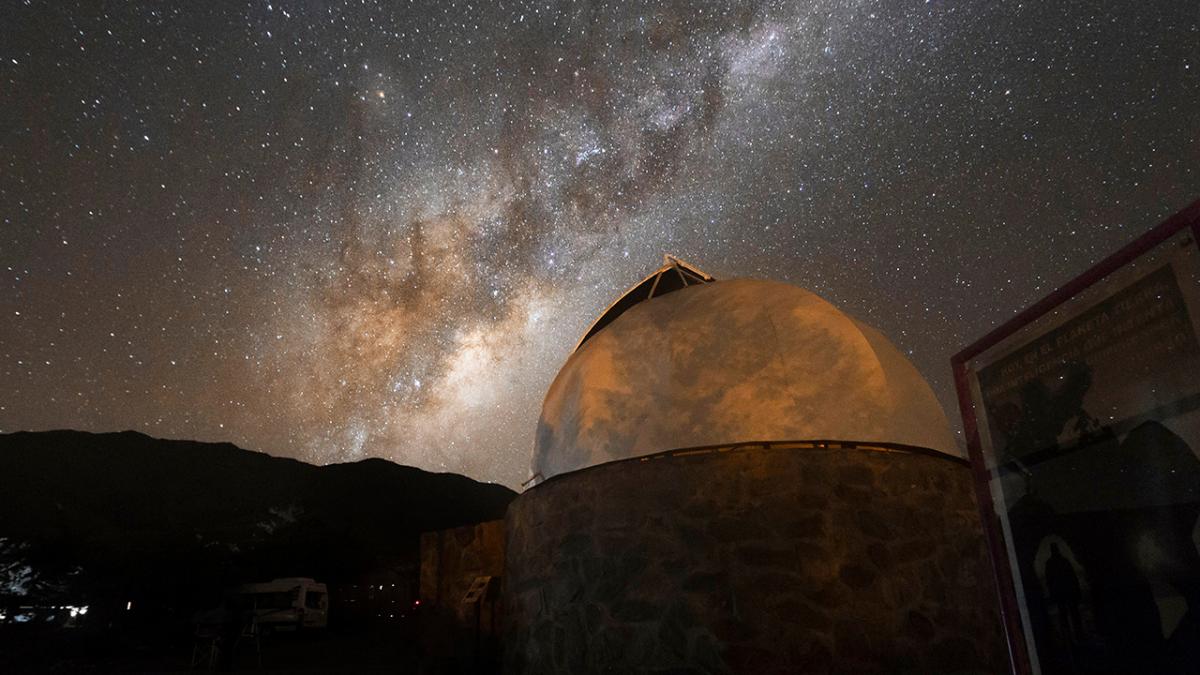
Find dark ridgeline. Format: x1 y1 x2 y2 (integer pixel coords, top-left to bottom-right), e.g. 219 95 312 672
0 429 514 641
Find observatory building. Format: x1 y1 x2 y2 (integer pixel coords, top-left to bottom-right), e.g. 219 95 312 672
501 257 1007 673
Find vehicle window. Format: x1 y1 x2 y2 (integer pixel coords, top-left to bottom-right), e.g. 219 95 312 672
249 591 294 609
305 591 324 609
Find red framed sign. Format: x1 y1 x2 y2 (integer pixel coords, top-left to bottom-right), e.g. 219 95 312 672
952 200 1200 675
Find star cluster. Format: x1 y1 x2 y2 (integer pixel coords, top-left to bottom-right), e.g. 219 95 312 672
2 1 1197 487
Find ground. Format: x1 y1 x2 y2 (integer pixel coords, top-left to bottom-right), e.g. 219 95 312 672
0 622 423 673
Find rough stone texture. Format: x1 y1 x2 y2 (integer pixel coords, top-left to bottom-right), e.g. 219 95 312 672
503 448 1008 675
420 519 506 623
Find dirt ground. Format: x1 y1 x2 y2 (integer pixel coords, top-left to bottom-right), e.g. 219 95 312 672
0 622 424 674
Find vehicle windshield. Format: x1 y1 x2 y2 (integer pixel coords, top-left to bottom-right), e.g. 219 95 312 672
232 590 296 610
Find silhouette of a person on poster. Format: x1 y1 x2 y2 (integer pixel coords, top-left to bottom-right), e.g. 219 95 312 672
1045 543 1083 643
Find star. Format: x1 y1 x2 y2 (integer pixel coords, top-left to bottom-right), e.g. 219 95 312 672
1 0 1197 487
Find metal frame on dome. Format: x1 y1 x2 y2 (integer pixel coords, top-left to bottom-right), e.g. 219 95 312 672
572 254 714 353
522 438 966 490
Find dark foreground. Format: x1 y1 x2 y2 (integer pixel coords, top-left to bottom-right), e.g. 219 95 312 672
0 624 421 674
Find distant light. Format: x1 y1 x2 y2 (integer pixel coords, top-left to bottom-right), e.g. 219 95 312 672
126 601 133 611
414 600 421 606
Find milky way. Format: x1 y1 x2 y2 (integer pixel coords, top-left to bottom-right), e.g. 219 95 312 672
2 1 1198 487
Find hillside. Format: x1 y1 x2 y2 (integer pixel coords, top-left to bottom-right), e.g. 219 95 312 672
0 430 515 614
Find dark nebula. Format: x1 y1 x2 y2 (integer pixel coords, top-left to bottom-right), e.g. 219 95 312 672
2 1 1197 486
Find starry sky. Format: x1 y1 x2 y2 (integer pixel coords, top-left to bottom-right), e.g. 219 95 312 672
2 1 1197 488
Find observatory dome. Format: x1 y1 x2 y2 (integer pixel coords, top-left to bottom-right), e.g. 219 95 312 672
533 266 957 481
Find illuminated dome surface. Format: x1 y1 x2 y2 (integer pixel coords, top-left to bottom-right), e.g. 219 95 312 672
533 276 957 481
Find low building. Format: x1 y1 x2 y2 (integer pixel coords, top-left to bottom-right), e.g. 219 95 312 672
425 256 1008 674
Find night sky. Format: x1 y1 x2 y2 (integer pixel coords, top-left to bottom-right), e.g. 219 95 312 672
2 1 1197 488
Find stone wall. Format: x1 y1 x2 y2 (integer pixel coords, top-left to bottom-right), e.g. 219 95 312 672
420 519 506 623
419 520 507 672
503 447 1008 674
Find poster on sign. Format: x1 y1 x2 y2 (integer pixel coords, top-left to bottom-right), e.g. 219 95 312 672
954 201 1200 675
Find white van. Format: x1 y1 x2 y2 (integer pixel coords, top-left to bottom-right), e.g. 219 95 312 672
231 577 328 631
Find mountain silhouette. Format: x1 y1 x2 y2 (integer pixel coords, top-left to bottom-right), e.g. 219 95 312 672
0 430 514 621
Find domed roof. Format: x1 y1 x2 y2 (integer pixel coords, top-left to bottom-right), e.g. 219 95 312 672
533 274 958 482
